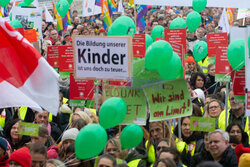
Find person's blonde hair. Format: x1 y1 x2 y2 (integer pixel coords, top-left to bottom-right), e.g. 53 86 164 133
69 111 92 128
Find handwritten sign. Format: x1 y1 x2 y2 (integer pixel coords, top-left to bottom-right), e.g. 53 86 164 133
190 117 215 132
144 79 192 121
104 85 146 125
18 122 39 136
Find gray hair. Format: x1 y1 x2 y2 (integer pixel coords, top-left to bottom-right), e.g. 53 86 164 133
208 129 229 141
47 159 66 167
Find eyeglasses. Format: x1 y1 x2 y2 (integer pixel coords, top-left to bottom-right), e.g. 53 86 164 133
157 146 168 151
209 106 219 110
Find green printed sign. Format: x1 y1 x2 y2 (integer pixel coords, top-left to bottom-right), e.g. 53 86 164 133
18 122 39 136
143 79 192 121
105 85 147 125
235 95 245 103
215 74 231 83
190 117 215 132
59 72 70 79
70 100 86 107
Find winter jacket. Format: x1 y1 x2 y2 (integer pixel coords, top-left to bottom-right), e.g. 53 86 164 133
126 146 147 167
0 153 9 167
214 146 237 167
190 144 212 167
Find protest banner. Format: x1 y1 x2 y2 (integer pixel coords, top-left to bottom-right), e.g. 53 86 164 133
38 0 53 9
190 117 215 132
58 45 74 79
47 46 59 68
12 7 42 37
18 122 39 136
82 0 101 17
71 0 83 15
231 67 245 103
24 29 37 43
134 0 249 8
144 79 192 122
104 84 147 125
73 36 132 81
70 73 94 107
165 29 186 70
207 33 228 57
237 8 250 20
132 34 146 58
245 28 250 116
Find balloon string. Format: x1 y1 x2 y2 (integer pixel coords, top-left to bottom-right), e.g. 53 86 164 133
63 152 76 163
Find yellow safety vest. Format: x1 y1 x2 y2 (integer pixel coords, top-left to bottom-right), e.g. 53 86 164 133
198 56 209 74
127 159 141 167
94 157 124 167
145 140 155 164
218 109 250 143
0 109 6 128
176 139 196 156
19 107 28 120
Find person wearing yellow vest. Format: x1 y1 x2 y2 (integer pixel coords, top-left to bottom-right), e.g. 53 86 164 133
126 147 147 167
145 121 175 164
174 116 203 167
197 56 209 74
217 90 250 142
0 108 12 129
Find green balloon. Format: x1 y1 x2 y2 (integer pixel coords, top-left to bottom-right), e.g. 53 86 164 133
67 0 73 4
186 11 201 33
157 52 182 81
151 25 165 41
145 40 173 70
17 1 29 7
10 20 22 29
99 97 127 129
169 17 186 29
227 39 245 71
0 0 10 7
192 0 207 13
120 124 143 149
75 124 107 159
193 41 208 62
56 0 69 18
107 16 136 37
24 0 34 5
145 34 153 50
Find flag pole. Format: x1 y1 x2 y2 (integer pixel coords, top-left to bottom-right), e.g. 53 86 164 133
225 83 229 128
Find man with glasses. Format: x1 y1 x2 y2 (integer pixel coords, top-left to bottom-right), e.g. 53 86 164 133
217 90 249 140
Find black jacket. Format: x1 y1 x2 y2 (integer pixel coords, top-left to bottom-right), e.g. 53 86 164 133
50 122 62 143
190 144 213 167
217 146 237 167
126 146 147 167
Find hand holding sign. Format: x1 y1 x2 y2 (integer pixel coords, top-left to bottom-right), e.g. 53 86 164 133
120 124 143 149
99 97 127 129
193 41 208 62
56 0 69 18
75 124 107 159
186 11 201 33
192 0 207 13
151 25 165 41
145 40 173 70
169 18 186 29
227 39 245 71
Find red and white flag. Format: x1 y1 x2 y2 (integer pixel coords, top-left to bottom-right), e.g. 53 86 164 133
0 17 59 115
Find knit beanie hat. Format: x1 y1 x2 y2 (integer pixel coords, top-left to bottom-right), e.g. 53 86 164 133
9 147 31 167
193 88 205 103
61 128 79 144
235 144 250 162
47 145 59 159
239 153 250 167
0 137 7 151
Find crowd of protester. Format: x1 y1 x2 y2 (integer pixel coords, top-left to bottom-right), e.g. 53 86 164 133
1 0 250 167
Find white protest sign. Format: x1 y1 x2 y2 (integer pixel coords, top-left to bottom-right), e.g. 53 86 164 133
38 0 53 9
73 36 132 80
245 27 250 116
237 9 250 20
12 7 42 36
134 0 250 8
82 0 101 17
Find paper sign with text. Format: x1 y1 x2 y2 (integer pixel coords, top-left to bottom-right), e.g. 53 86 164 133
104 85 147 125
144 79 192 122
73 36 132 80
231 66 245 103
47 46 59 68
70 73 94 100
59 45 74 72
207 33 228 57
18 122 39 136
190 117 215 132
215 44 231 82
132 34 146 58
